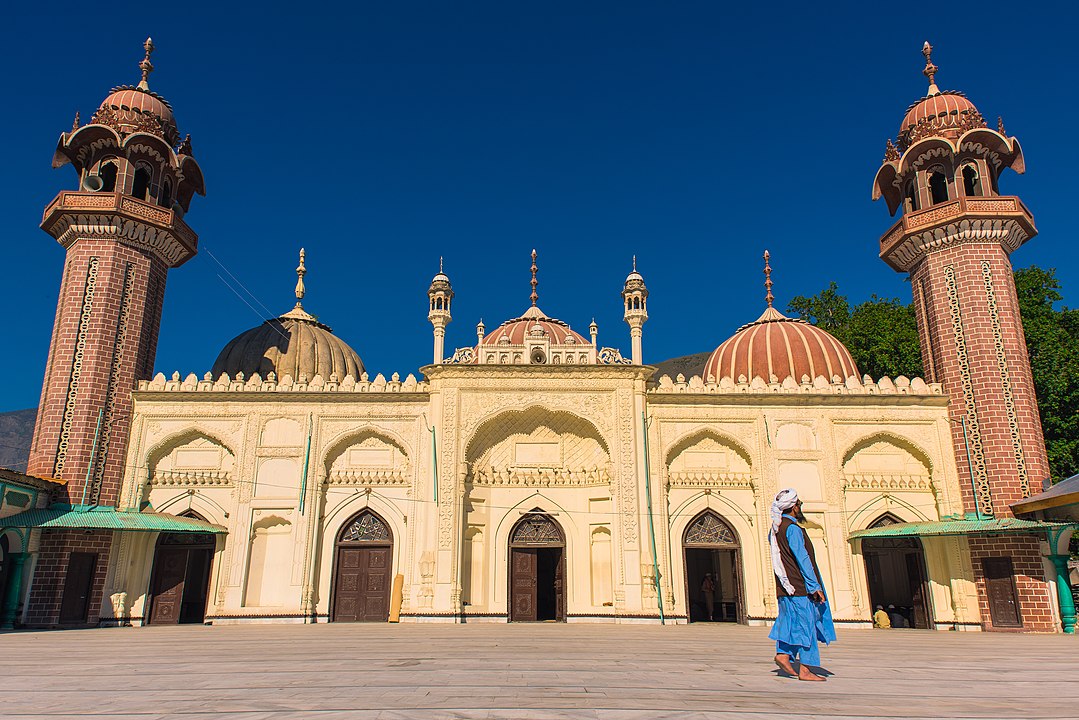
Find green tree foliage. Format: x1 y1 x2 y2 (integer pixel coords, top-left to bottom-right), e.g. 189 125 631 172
788 267 1079 482
787 282 923 381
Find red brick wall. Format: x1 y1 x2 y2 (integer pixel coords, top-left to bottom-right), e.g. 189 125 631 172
25 530 113 627
967 535 1057 633
27 239 168 507
909 243 1049 517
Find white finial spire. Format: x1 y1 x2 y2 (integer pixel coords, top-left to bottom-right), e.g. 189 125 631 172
295 248 307 308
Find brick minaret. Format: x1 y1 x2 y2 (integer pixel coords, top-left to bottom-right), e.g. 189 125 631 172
23 40 204 626
873 43 1054 631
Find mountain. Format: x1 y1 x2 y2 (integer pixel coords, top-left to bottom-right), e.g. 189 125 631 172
0 408 36 471
651 351 711 381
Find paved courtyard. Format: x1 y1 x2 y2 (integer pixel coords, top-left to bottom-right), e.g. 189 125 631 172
1 623 1075 719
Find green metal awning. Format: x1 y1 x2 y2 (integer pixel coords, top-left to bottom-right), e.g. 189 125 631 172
849 517 1078 540
0 505 227 534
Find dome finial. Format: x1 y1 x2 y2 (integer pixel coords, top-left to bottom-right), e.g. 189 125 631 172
632 254 637 272
439 256 444 273
295 248 307 308
138 37 155 91
763 250 774 309
530 249 539 307
922 41 939 95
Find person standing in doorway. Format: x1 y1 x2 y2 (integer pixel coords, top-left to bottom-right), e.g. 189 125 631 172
873 605 891 628
768 489 836 681
701 573 717 621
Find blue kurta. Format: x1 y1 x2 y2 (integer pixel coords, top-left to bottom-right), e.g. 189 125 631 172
768 516 837 666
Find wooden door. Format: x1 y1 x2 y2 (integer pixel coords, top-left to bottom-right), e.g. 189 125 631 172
149 548 188 625
59 552 97 624
553 548 565 621
333 546 391 622
510 548 537 621
982 557 1022 628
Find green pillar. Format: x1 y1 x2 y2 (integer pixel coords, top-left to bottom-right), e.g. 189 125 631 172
1048 554 1076 634
1 552 28 629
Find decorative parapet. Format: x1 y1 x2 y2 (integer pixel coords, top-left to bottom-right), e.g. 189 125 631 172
150 469 232 487
648 373 943 396
326 469 409 486
136 370 429 394
468 466 611 487
842 474 934 492
667 471 754 489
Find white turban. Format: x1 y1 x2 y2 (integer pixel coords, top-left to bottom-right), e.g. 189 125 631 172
769 488 799 595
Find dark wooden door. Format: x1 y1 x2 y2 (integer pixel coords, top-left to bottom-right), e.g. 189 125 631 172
553 548 565 621
59 552 97 624
149 548 188 625
333 546 391 622
982 557 1022 628
510 548 537 621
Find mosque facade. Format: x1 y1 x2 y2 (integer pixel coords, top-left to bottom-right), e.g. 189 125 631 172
0 41 1073 633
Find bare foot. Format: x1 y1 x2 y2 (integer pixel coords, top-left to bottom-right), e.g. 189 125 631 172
798 665 826 682
774 653 797 676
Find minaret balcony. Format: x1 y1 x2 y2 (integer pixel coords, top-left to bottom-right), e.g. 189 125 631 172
41 190 199 268
879 195 1035 273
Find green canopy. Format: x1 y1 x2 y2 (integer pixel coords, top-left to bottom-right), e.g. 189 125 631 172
0 505 226 534
849 516 1077 540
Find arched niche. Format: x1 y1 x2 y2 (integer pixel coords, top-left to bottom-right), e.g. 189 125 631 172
147 431 235 489
466 408 610 486
774 423 818 451
260 418 304 447
665 430 752 485
842 434 932 488
245 514 293 608
323 429 410 482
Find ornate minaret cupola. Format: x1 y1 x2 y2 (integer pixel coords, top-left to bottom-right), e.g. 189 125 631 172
872 43 1047 520
28 39 205 506
427 258 453 364
622 256 648 365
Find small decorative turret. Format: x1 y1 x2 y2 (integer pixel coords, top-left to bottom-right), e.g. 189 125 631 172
428 257 453 364
622 256 648 364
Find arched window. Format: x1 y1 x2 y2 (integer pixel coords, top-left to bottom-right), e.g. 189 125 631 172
159 178 173 208
928 169 949 205
132 163 152 201
904 179 919 212
98 160 118 193
962 164 981 197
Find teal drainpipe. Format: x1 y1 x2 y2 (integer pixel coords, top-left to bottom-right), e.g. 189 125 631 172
0 552 28 628
641 411 664 625
298 414 312 515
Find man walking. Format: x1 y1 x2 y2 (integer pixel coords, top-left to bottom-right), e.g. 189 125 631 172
768 489 836 681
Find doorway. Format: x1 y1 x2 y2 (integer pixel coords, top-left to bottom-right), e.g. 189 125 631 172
331 510 393 622
981 557 1022 628
508 512 566 622
683 511 744 623
862 514 934 629
148 530 216 625
59 552 97 625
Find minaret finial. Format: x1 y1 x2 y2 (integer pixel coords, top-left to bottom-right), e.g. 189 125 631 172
439 256 444 273
138 38 155 91
922 41 939 95
763 250 774 309
530 249 538 307
632 255 637 272
295 248 307 308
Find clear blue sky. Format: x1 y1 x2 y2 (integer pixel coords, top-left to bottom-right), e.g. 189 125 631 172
3 1 1076 411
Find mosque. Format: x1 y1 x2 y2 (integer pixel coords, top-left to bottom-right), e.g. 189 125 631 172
0 40 1074 632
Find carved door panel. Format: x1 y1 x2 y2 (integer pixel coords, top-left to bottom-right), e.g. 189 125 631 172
149 548 188 625
554 548 565 622
333 547 391 622
906 552 932 630
59 552 97 625
511 548 537 622
982 557 1022 628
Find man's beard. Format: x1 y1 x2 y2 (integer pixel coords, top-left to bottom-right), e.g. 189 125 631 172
790 505 806 522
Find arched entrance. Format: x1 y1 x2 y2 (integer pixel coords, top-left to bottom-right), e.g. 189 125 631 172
683 511 744 623
862 514 934 629
147 512 216 625
331 510 393 622
508 512 566 622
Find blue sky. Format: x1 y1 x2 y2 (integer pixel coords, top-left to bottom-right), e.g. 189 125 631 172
3 1 1076 411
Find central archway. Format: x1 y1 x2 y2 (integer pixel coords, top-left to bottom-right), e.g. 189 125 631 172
331 510 393 623
862 513 934 629
683 511 744 623
508 512 566 622
147 511 216 625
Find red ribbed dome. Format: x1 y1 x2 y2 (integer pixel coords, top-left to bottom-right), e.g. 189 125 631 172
94 86 180 146
703 307 858 384
899 90 981 147
481 306 589 346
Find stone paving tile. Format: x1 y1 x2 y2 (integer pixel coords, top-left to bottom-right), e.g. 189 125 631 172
1 623 1077 719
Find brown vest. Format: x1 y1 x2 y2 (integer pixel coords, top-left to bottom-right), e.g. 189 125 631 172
774 516 823 598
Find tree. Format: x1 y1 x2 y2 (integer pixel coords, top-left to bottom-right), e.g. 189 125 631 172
789 267 1079 482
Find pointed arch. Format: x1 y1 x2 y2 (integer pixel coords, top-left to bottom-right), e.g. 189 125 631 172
465 406 609 463
664 427 753 471
841 432 934 473
144 427 237 470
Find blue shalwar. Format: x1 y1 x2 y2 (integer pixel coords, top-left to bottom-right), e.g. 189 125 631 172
768 515 837 666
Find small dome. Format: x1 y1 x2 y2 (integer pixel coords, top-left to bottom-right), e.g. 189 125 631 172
480 306 590 346
94 86 181 146
703 307 858 384
899 90 981 147
212 311 363 382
